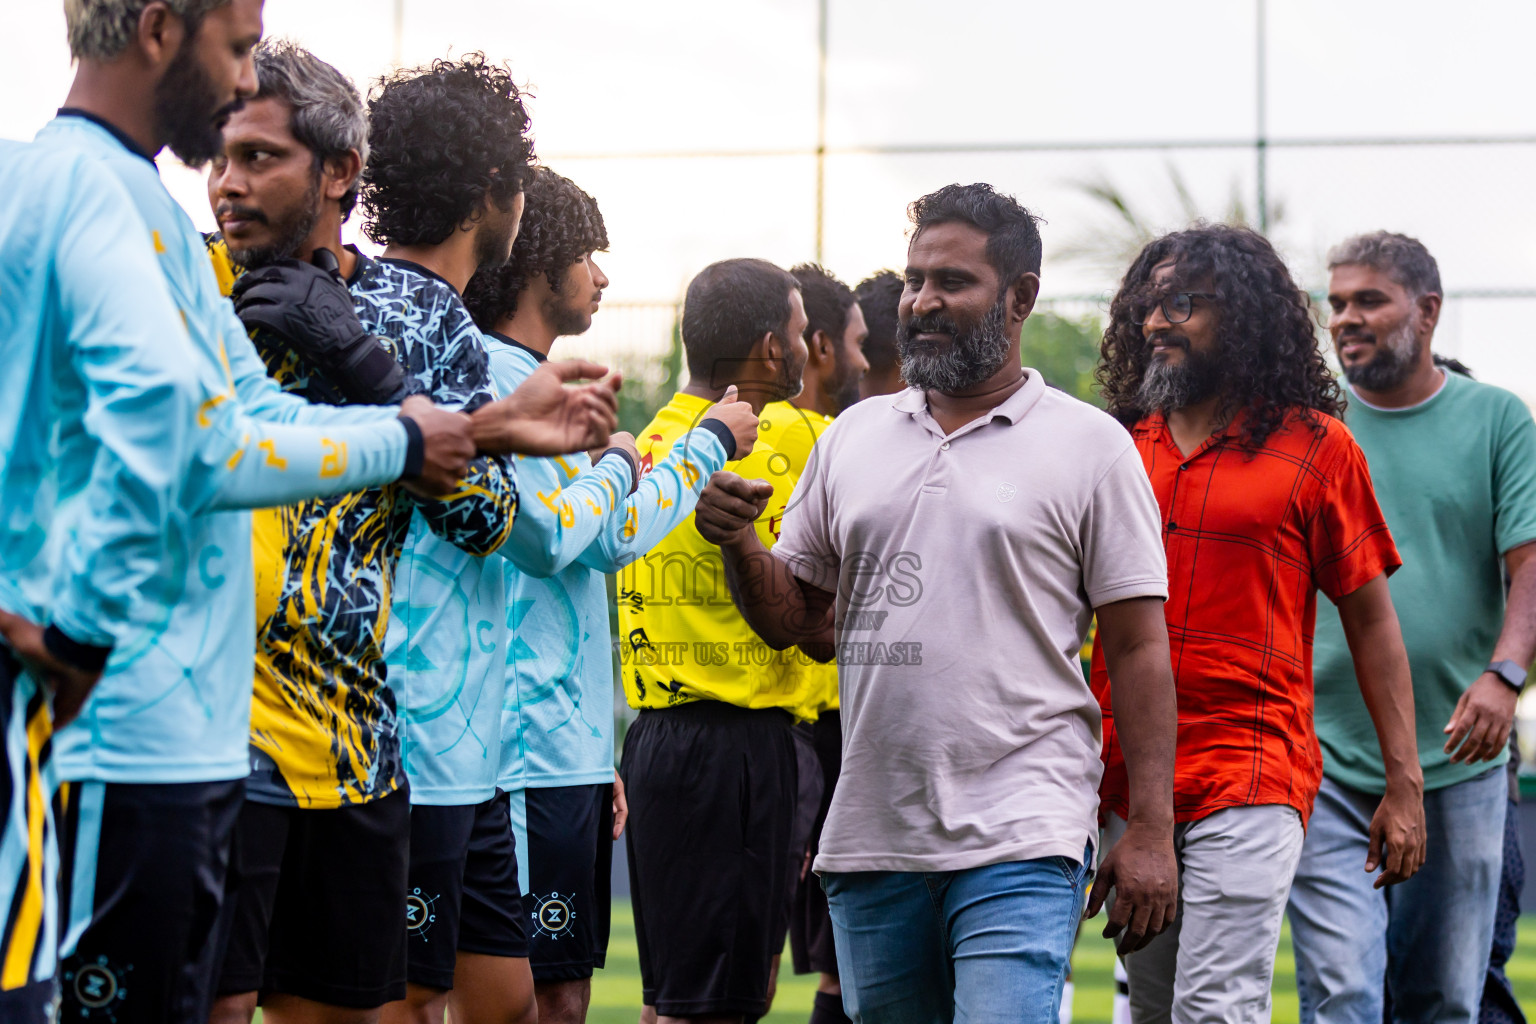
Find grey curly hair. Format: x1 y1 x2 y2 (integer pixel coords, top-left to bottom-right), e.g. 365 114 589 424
1327 231 1442 298
65 0 232 60
253 39 370 217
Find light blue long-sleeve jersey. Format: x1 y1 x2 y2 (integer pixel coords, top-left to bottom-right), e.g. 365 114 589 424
385 337 630 804
488 339 729 792
0 138 203 989
34 114 413 785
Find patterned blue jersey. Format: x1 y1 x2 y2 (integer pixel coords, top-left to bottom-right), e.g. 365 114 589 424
489 339 728 791
34 114 412 789
247 257 519 808
386 333 633 805
0 138 199 991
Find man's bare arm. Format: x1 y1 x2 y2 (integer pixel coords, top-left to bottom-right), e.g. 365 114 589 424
1445 540 1536 764
1084 596 1178 955
1336 573 1426 888
695 471 835 653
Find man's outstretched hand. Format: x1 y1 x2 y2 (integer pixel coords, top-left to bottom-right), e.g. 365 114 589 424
695 471 774 546
1083 820 1178 956
0 611 100 728
399 395 475 496
700 385 759 459
470 360 620 456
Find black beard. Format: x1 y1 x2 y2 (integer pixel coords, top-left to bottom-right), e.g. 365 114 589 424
473 206 520 271
154 37 241 167
1341 319 1421 392
831 373 863 415
896 298 1011 394
543 287 594 338
1136 340 1224 412
226 178 323 270
772 346 806 402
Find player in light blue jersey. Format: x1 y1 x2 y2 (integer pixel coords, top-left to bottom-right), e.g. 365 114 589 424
202 51 617 1024
0 138 204 1023
35 6 480 1023
460 167 759 1024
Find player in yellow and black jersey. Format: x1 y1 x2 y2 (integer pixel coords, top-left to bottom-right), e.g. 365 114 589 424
616 259 816 1021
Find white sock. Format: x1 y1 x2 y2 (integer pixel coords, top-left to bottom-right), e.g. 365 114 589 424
1112 959 1131 1024
1058 979 1074 1024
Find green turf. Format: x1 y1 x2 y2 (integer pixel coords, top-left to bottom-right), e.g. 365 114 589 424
250 902 1536 1022
588 901 1536 1024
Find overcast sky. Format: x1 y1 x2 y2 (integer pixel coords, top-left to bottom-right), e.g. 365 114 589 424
7 1 1535 395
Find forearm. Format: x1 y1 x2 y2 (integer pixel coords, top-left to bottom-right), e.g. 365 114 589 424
414 453 519 556
1103 635 1177 828
1340 586 1423 788
583 429 729 573
718 533 819 651
1492 556 1536 668
498 454 631 577
204 418 408 512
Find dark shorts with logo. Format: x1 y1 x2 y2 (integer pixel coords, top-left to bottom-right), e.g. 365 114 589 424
407 790 528 990
515 783 614 982
57 777 245 1024
214 788 410 1008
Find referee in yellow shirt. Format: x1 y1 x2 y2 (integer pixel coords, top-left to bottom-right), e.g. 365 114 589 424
617 259 813 1024
757 264 868 1024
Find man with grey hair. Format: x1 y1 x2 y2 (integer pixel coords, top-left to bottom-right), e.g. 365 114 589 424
1286 232 1536 1024
35 7 608 1024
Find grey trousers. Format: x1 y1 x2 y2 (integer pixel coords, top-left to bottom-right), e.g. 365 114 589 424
1104 804 1304 1024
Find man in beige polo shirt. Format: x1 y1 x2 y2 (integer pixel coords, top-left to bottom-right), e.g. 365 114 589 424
692 183 1179 1024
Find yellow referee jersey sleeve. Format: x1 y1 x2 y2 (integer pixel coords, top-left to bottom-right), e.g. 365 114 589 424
758 401 838 719
616 393 812 714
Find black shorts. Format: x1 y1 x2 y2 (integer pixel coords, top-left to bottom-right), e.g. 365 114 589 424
214 788 410 1008
772 722 825 956
0 979 55 1024
407 790 528 989
790 709 842 976
619 701 796 1018
514 783 614 982
56 778 244 1024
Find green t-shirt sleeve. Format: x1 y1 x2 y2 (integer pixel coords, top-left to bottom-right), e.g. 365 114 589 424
1491 393 1536 555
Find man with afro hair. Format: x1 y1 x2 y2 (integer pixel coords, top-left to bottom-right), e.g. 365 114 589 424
208 53 618 1024
461 167 758 1024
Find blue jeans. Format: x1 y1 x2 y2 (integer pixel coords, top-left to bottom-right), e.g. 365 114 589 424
823 852 1089 1024
1285 768 1506 1024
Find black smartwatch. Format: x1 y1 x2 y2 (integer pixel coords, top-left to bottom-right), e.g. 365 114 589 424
1486 659 1527 694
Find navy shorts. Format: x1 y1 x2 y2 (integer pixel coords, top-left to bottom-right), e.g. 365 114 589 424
512 783 614 982
407 790 528 990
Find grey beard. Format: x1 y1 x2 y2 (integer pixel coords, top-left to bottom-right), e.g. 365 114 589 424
897 300 1012 394
1342 318 1421 392
1137 352 1221 412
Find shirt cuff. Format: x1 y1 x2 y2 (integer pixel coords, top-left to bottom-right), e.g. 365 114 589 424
43 623 112 674
600 447 640 495
698 418 737 460
397 415 425 479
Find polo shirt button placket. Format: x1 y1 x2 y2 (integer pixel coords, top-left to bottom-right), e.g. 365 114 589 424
940 441 950 451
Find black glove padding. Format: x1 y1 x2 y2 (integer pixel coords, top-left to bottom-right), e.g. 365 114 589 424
231 256 409 405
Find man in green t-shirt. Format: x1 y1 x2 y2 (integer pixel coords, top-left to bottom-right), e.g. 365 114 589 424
1287 232 1536 1024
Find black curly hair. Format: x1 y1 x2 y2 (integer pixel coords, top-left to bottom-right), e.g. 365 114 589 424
855 270 903 375
1097 224 1343 450
361 54 534 247
462 166 608 330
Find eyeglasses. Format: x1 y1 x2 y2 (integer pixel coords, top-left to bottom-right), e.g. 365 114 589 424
1133 292 1220 326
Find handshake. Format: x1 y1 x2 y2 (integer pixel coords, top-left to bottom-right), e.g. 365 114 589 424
400 361 624 494
230 252 632 495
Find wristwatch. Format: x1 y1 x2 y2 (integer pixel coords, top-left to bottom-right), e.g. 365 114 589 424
1486 659 1527 694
